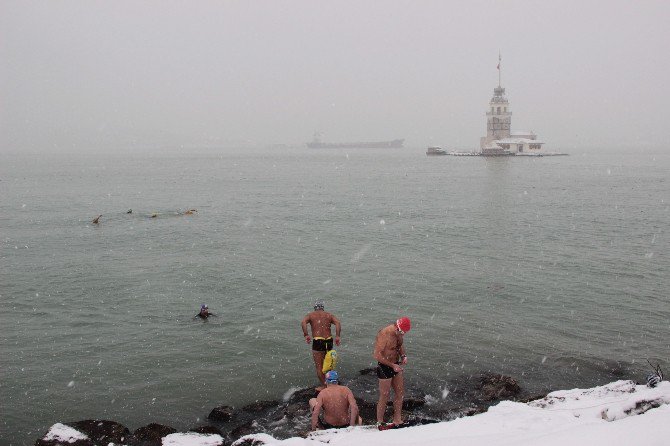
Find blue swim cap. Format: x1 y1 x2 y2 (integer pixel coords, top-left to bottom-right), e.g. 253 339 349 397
325 370 339 384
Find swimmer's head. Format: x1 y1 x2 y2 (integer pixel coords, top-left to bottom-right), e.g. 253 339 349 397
201 304 208 311
396 317 411 334
325 370 339 384
314 301 324 311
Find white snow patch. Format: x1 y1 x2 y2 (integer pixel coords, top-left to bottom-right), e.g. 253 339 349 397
162 432 224 445
43 423 89 442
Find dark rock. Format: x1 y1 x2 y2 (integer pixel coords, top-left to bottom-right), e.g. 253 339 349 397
232 437 267 446
283 402 309 419
285 387 318 404
242 400 280 413
230 420 257 441
515 393 549 404
133 423 177 444
477 373 521 402
66 420 131 445
35 440 93 446
462 406 487 417
189 425 224 435
354 397 377 424
382 396 425 410
209 405 235 422
394 396 426 410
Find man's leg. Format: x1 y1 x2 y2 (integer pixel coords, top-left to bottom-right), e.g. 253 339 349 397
312 350 326 388
391 373 405 425
376 378 392 423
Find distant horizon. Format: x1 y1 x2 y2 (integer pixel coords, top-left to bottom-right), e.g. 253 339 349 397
2 1 668 154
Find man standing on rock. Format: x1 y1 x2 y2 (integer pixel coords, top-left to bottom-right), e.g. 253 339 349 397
309 371 362 430
373 316 411 428
301 301 341 390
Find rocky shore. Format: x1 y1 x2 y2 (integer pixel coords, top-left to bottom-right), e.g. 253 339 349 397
35 370 546 446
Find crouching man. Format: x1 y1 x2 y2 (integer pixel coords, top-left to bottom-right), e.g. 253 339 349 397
309 371 362 430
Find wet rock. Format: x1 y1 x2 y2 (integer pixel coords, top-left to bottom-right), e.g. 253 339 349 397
66 420 131 445
35 439 94 446
189 425 224 435
242 400 280 413
462 406 487 417
230 420 258 441
359 367 377 376
515 393 549 404
133 423 177 445
477 373 521 401
354 397 377 423
402 397 426 410
285 387 318 404
209 405 235 422
232 437 268 446
283 402 309 419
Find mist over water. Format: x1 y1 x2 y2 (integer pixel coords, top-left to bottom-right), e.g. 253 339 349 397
1 147 668 443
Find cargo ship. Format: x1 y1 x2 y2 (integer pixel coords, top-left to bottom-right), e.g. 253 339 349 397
307 133 404 149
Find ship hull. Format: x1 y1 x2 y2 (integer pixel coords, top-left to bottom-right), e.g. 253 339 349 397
307 139 404 149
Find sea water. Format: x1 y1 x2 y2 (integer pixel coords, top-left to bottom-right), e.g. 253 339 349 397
1 147 668 444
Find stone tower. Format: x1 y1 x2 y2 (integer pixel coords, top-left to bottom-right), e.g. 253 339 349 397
480 54 512 149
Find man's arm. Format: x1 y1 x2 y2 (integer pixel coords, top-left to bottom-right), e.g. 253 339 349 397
332 314 342 345
346 389 359 426
301 315 311 343
311 396 323 430
399 343 407 364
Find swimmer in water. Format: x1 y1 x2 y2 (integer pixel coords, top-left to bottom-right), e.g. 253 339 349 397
194 304 217 320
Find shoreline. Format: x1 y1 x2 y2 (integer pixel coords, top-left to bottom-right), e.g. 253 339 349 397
33 368 652 445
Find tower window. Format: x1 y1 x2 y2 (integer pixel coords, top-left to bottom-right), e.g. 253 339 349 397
497 106 501 114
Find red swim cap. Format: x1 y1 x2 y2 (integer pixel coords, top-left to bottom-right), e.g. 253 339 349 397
396 317 411 333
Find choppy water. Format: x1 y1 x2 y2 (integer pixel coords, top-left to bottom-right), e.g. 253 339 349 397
1 147 668 444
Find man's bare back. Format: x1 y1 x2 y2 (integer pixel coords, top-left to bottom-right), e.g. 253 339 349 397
302 310 339 340
301 302 342 388
310 378 361 430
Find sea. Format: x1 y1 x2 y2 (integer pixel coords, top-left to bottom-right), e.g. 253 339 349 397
1 146 668 444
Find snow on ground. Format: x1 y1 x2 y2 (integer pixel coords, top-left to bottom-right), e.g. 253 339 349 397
37 380 670 446
162 432 225 446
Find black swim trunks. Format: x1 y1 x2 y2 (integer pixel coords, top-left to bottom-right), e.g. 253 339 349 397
312 337 333 352
318 415 349 429
376 362 400 379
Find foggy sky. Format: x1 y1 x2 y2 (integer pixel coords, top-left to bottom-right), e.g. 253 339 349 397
1 0 669 152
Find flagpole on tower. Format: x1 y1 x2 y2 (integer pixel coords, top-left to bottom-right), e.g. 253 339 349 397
497 51 501 87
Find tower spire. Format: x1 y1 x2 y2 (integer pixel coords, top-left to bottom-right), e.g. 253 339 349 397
497 51 501 87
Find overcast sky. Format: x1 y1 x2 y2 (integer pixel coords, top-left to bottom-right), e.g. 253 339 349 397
1 1 669 152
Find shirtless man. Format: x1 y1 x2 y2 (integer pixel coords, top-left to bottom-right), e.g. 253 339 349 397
373 316 411 427
309 371 362 430
301 301 341 390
